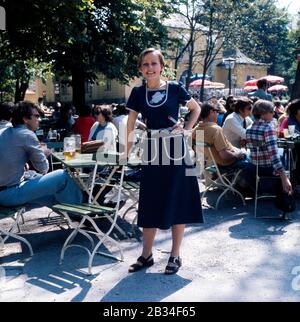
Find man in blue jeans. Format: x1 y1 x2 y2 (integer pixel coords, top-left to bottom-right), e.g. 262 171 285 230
0 101 83 208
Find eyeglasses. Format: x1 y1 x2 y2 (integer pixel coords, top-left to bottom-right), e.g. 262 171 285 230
212 109 220 113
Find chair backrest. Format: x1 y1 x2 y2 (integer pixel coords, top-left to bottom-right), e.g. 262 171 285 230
195 141 224 178
246 139 266 175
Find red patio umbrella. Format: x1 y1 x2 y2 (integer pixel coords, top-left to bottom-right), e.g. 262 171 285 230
209 82 225 88
244 79 258 86
259 75 284 83
189 79 213 87
267 84 288 92
244 85 258 91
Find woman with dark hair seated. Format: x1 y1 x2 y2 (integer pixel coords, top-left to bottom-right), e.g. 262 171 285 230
88 105 118 153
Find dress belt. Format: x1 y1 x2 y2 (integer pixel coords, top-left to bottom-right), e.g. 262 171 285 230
146 127 174 133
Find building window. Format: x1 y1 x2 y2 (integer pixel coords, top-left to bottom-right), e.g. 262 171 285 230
105 78 112 92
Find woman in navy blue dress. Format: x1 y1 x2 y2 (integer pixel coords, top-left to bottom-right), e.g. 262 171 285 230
126 48 203 274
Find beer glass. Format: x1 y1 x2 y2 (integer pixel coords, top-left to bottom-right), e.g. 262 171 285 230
63 137 76 160
72 134 81 154
288 125 295 136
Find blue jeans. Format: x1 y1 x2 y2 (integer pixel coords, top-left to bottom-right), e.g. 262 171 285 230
0 169 83 207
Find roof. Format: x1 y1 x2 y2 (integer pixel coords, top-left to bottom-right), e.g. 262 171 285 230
217 49 267 66
164 13 207 31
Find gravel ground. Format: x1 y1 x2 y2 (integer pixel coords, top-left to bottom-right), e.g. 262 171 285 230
1 183 300 302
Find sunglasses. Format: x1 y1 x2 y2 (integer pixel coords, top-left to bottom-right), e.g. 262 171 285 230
94 111 102 116
212 108 220 113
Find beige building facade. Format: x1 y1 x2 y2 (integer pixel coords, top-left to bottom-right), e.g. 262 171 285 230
214 49 268 89
24 26 268 104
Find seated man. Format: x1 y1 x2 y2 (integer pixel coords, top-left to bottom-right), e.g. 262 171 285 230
195 102 247 169
0 101 83 208
245 99 292 194
223 97 253 148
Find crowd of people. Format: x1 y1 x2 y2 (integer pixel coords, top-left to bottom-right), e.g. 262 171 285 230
193 93 300 200
1 47 300 276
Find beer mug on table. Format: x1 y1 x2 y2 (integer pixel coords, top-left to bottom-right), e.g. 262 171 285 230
63 137 76 160
72 134 81 154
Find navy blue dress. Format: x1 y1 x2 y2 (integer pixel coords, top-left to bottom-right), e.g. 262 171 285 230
126 81 203 229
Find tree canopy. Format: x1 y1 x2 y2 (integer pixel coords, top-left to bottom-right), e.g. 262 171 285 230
0 0 172 108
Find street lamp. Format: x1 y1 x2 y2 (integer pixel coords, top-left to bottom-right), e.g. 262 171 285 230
223 57 236 95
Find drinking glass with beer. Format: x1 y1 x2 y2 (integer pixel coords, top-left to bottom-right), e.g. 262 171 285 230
72 134 81 154
63 137 76 160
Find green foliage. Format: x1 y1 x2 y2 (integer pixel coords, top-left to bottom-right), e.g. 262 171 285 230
171 0 241 98
0 0 172 106
227 0 293 78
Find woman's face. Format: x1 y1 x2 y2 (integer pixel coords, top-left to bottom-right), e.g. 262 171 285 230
139 52 163 82
96 110 105 123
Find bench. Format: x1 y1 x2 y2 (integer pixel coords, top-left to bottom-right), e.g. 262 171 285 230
52 203 124 275
0 206 33 256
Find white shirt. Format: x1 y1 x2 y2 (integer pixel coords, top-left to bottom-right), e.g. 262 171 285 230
112 115 145 153
88 121 118 153
112 115 127 150
222 112 253 148
0 120 12 129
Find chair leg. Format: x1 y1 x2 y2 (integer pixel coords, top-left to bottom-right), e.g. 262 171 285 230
0 226 33 256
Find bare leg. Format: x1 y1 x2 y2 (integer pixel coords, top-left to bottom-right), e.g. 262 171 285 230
141 227 157 258
170 224 185 257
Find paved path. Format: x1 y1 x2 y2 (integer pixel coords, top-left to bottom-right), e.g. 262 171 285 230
1 188 300 302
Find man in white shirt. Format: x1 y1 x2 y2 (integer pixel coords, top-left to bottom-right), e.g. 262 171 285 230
112 103 146 153
223 97 253 148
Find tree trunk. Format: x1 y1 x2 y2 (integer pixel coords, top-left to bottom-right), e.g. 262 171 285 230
71 67 86 114
291 61 300 101
14 78 29 103
14 78 20 103
200 64 209 102
185 36 194 91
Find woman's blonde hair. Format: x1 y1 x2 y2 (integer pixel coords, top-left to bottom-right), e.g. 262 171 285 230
137 48 165 69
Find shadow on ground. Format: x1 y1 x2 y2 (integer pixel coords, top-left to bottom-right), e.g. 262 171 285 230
101 272 192 302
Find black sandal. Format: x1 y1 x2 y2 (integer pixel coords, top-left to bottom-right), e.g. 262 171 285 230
165 256 182 275
128 254 154 273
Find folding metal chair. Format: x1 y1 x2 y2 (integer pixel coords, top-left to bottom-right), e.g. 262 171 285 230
52 152 126 274
251 140 287 219
47 141 64 171
196 141 245 209
0 206 33 256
